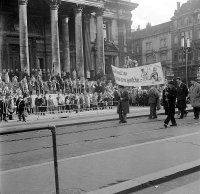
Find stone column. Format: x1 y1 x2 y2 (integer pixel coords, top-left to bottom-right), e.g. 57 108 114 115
83 13 92 78
96 8 105 75
75 6 84 78
50 0 61 76
62 17 70 73
18 0 30 75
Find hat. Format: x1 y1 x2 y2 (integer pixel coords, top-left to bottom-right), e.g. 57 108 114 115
168 81 174 85
118 85 125 88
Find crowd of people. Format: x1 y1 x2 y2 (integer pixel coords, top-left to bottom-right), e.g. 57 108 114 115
1 69 200 127
0 69 158 122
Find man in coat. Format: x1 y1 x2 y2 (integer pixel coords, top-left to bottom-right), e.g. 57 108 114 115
164 81 177 128
16 96 26 122
148 85 160 119
116 85 129 123
189 80 200 119
176 77 188 119
0 95 8 122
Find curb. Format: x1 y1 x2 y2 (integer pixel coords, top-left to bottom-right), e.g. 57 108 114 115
1 108 193 130
85 159 200 194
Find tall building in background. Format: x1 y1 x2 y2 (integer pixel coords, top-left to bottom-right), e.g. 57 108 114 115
171 0 200 83
0 0 137 79
131 22 172 78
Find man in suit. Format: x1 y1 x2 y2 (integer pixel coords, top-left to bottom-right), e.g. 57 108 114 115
176 77 188 119
164 81 177 128
116 85 130 123
16 96 26 122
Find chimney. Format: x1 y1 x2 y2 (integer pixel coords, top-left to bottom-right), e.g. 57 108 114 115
177 2 180 10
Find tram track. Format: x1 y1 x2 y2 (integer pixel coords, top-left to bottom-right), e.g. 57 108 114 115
0 117 199 157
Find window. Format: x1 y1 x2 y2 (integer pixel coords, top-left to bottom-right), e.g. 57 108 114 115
174 52 178 62
184 17 189 26
146 42 152 50
198 14 200 23
136 45 139 53
197 30 200 39
174 20 178 29
160 53 167 61
174 35 178 44
123 23 127 45
160 38 167 48
190 30 193 39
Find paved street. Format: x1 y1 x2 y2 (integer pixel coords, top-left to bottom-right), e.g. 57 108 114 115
1 106 200 194
133 169 200 194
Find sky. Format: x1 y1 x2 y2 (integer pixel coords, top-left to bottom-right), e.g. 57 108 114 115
131 0 188 30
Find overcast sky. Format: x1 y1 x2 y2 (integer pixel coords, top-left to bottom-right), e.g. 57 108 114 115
131 0 188 30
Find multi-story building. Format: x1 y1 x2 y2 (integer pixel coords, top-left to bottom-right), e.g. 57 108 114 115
0 0 137 79
171 0 200 83
131 22 172 78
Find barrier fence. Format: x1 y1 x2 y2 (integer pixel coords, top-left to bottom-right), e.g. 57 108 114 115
0 125 60 194
23 101 118 116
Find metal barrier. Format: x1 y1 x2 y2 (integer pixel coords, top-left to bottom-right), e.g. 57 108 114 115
0 125 60 194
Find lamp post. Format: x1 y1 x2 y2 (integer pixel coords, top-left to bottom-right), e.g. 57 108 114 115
181 37 191 88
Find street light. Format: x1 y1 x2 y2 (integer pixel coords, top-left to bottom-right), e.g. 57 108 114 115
181 37 191 88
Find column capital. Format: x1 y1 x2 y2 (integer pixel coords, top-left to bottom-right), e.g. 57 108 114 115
83 12 91 22
96 8 104 17
18 0 28 5
49 0 61 10
74 5 84 14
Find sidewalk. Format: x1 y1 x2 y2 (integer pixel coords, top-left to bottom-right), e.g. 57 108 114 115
2 104 192 129
0 106 153 129
1 126 200 194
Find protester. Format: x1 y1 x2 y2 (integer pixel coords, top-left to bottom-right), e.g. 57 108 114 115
16 96 26 122
189 80 200 119
148 85 160 119
116 85 129 123
176 77 188 119
163 81 177 128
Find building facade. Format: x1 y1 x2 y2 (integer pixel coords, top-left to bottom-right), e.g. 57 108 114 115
171 0 200 83
131 0 200 84
0 0 137 79
131 22 172 78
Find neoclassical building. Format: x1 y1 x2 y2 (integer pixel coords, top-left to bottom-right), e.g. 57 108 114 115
0 0 137 79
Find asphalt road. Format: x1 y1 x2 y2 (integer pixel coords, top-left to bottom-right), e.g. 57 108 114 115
1 113 200 171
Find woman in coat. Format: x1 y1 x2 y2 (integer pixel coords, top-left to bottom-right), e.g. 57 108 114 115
189 80 200 119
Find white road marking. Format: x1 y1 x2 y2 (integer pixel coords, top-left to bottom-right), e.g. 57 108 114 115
1 130 200 175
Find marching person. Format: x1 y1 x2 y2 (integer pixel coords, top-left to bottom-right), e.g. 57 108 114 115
163 81 177 128
147 85 160 119
16 96 26 122
116 85 130 123
176 77 188 119
189 79 200 119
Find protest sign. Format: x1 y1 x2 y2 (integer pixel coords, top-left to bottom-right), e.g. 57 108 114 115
112 62 165 87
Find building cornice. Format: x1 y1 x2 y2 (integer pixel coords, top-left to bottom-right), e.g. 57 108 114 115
61 0 105 8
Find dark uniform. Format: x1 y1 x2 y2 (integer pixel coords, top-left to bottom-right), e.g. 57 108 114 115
176 82 188 119
164 82 177 127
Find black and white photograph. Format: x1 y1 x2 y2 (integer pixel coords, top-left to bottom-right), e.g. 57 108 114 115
1 0 200 193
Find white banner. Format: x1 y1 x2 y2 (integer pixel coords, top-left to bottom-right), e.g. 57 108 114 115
112 62 165 87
